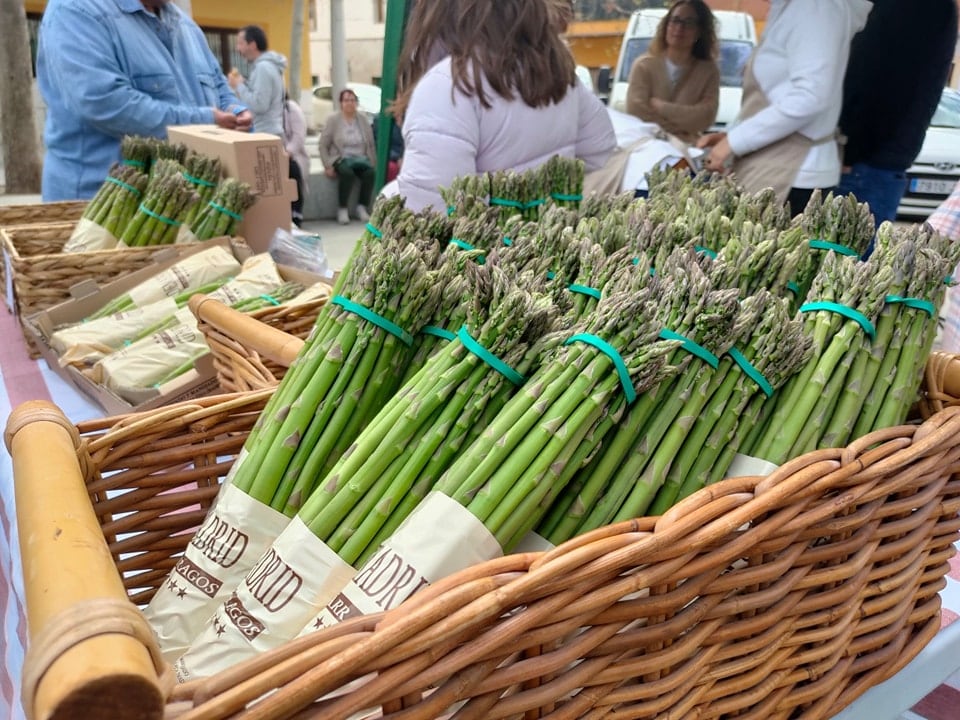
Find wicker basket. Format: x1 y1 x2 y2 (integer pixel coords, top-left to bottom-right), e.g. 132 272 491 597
0 200 88 311
189 293 327 392
918 350 960 419
1 222 234 358
7 376 960 720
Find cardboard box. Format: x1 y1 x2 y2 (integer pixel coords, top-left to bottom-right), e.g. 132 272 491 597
168 125 298 254
24 237 252 415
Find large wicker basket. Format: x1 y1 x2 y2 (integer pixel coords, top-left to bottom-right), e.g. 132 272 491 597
7 374 960 719
1 222 237 358
189 294 325 392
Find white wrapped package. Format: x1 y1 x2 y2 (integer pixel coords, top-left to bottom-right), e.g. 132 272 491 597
125 245 241 308
63 217 120 252
52 297 179 368
175 517 356 681
203 254 286 307
303 492 502 633
725 454 780 478
143 479 291 663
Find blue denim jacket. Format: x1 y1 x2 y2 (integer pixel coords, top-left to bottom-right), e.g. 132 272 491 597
37 0 244 200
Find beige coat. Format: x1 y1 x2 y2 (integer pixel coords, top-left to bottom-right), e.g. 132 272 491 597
625 55 720 143
318 112 377 169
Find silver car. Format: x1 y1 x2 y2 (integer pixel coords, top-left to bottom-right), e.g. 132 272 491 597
899 87 960 219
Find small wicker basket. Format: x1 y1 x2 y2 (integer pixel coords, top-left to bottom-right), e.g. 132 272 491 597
190 294 327 392
7 369 960 719
918 350 960 419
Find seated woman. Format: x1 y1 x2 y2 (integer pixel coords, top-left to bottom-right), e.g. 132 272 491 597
319 88 377 224
625 0 719 144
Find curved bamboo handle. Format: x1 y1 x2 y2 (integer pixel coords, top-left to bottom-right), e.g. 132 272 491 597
5 401 163 720
189 294 304 368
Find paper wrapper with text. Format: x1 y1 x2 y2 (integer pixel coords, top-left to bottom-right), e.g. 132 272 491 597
175 516 356 681
303 492 503 633
143 476 290 663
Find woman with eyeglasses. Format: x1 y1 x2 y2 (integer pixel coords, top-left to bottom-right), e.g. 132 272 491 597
625 0 720 143
388 0 616 213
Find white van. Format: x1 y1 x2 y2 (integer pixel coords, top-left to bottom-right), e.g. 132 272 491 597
608 9 758 130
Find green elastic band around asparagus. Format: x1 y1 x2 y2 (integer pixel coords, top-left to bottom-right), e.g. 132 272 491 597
727 348 774 398
658 329 719 369
694 245 718 259
364 222 383 238
809 239 859 257
502 236 513 246
945 276 954 285
568 284 601 300
446 206 455 216
546 271 557 280
421 325 456 342
787 281 801 295
122 159 146 168
209 202 243 222
183 172 217 188
139 204 181 227
564 333 636 404
884 295 936 318
449 238 486 264
260 294 281 306
489 197 545 210
799 302 876 339
551 192 583 202
106 176 142 197
457 326 525 386
332 295 414 346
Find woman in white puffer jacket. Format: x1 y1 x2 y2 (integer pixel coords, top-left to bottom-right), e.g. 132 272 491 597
389 0 617 213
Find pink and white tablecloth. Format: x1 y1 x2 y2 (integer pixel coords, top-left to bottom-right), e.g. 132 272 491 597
1 305 959 720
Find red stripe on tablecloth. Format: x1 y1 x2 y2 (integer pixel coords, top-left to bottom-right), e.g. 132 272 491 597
948 553 960 582
0 309 51 406
911 683 960 720
0 555 20 710
942 608 959 629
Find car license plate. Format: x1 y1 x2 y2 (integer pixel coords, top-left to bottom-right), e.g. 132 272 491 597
910 178 956 195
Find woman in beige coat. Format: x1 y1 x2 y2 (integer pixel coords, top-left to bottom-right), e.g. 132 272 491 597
625 0 720 143
319 88 378 224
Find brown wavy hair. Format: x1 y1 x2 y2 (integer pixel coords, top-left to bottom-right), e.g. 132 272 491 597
649 0 719 61
391 0 576 120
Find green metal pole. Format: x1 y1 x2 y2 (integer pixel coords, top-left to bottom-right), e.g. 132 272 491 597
374 0 409 193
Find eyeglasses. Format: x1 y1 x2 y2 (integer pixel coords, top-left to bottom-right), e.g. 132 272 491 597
668 17 699 29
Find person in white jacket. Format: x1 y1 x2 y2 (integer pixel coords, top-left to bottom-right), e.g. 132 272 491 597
390 0 617 213
698 0 873 216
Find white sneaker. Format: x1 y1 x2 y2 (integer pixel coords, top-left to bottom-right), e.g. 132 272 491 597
356 205 370 222
337 207 349 225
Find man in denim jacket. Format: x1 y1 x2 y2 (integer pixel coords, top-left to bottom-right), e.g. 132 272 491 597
37 0 252 200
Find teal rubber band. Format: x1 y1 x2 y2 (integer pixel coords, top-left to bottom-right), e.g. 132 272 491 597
489 197 524 209
332 295 414 346
139 203 181 227
421 325 456 342
457 326 525 385
122 159 146 168
787 281 801 295
727 348 774 398
209 202 242 222
105 175 142 197
449 238 486 264
523 198 546 209
183 172 217 188
365 223 383 238
884 295 936 318
551 192 583 202
546 271 557 280
799 301 876 339
658 329 719 369
446 205 456 216
945 276 954 285
568 284 602 301
259 294 281 307
502 236 513 246
694 245 718 259
564 333 636 404
809 239 859 257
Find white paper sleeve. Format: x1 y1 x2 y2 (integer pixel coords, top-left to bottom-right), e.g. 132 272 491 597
174 517 356 681
127 246 241 307
204 254 285 307
62 218 120 252
511 532 555 554
725 453 780 478
304 492 503 633
143 483 291 663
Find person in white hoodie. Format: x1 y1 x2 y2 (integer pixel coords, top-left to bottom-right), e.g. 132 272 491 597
698 0 873 216
229 25 286 137
390 0 616 213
